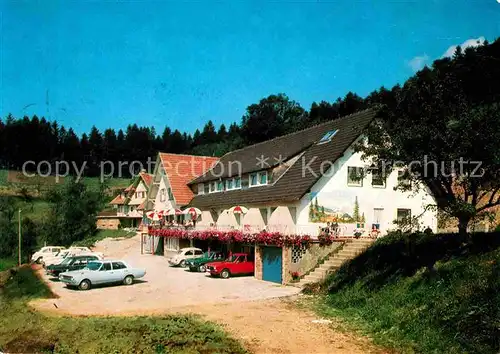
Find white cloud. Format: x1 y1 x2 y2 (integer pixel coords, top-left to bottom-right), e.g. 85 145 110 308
408 54 430 72
442 36 485 58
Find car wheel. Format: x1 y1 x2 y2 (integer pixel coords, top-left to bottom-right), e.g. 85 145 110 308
220 269 230 279
179 260 186 268
123 275 134 285
199 265 206 272
36 257 43 264
78 279 91 291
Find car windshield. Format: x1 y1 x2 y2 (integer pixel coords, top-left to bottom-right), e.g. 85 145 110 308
85 261 102 271
60 257 73 265
227 255 242 262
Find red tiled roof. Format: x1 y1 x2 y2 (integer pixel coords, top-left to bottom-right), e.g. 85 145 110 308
139 171 153 187
159 153 218 206
124 184 134 192
109 194 125 205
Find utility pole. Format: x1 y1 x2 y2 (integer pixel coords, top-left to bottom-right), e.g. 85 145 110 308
18 209 22 266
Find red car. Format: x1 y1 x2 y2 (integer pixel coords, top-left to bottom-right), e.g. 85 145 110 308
206 253 254 279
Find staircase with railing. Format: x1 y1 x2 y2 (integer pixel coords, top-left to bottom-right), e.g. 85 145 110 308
298 238 375 286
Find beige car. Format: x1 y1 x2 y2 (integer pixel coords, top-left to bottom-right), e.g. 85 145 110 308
31 246 66 264
168 247 204 267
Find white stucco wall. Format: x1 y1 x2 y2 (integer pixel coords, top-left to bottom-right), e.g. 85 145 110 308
296 145 437 235
216 209 240 230
128 181 148 206
152 175 174 212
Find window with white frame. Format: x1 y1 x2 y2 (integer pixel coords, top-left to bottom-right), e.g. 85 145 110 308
226 177 242 191
167 187 174 200
347 166 364 186
371 169 386 188
234 177 241 188
217 180 224 192
197 183 205 195
249 172 268 187
160 188 166 201
209 181 217 193
165 238 179 251
397 169 412 188
396 208 411 223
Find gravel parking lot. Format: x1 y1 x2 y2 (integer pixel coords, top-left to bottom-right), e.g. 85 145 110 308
30 235 380 354
32 235 299 316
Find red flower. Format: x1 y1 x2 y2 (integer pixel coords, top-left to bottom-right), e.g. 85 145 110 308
148 227 316 247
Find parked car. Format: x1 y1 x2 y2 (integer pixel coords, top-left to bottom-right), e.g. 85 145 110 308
68 247 104 259
42 249 104 267
31 246 66 264
59 260 146 290
206 253 255 279
46 254 101 277
186 251 225 272
168 247 204 267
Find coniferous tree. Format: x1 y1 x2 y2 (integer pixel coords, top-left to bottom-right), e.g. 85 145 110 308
353 197 360 222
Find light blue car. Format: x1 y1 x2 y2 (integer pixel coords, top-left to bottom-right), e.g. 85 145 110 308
59 260 146 290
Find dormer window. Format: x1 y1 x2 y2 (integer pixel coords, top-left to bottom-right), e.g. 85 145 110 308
260 172 267 184
318 129 338 144
209 181 223 193
249 172 268 187
198 183 205 195
226 177 242 191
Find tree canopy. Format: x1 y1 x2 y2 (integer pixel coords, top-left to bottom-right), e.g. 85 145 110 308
357 39 500 233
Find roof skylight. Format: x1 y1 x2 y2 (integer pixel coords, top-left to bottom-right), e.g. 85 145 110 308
318 129 338 144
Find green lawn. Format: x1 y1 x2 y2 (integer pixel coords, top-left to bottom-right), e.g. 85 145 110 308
0 266 247 354
0 258 16 272
309 232 500 354
73 229 137 247
0 169 8 185
0 169 131 191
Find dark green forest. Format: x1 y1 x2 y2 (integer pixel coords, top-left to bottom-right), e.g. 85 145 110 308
1 38 499 178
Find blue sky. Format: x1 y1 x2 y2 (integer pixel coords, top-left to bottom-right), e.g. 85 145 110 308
1 1 499 136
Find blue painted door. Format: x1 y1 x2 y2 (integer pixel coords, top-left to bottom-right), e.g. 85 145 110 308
262 247 282 283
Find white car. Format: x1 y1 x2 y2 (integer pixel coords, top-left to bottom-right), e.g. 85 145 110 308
31 246 66 264
43 250 104 267
59 260 146 290
67 247 104 259
168 247 204 267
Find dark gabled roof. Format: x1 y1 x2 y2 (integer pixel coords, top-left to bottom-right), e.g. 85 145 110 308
189 115 342 185
189 108 378 209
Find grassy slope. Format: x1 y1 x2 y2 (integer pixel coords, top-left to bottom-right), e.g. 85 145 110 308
73 229 137 247
311 232 500 354
0 258 16 272
0 266 247 354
